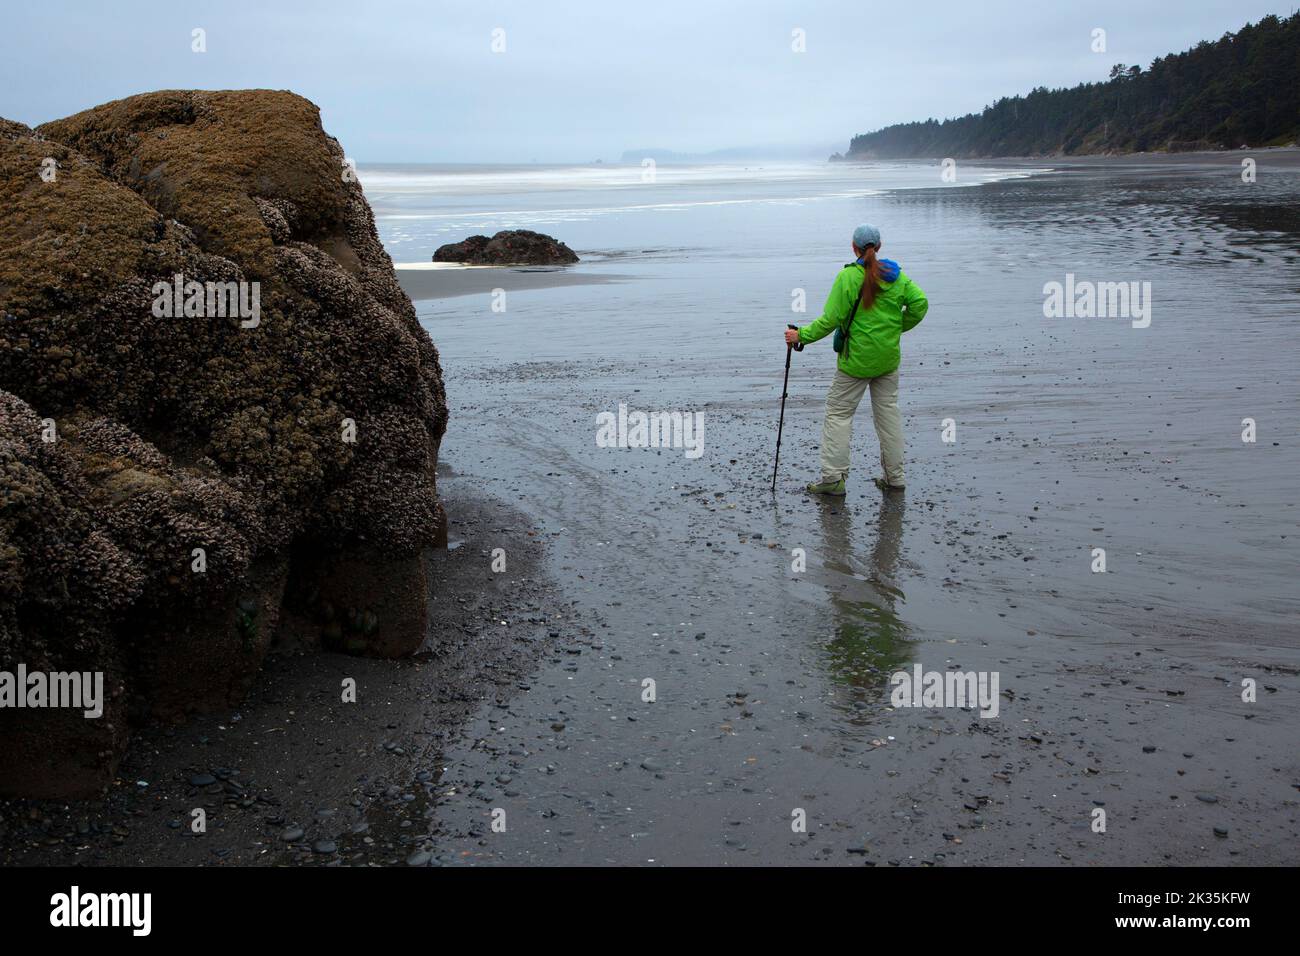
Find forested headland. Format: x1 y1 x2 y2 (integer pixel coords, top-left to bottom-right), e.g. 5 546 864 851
841 13 1300 159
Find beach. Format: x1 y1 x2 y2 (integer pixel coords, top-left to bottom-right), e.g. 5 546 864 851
4 152 1297 866
388 151 1300 864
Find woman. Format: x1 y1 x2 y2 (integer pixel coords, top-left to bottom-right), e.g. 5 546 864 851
784 223 928 495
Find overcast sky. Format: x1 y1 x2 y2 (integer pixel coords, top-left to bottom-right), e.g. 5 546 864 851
0 0 1288 162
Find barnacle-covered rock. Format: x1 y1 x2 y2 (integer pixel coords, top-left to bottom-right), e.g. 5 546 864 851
433 229 579 265
0 91 448 797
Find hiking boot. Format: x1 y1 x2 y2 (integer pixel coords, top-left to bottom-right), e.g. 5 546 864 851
873 477 905 494
806 477 846 496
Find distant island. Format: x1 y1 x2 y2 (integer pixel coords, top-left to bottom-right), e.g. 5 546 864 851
841 12 1299 159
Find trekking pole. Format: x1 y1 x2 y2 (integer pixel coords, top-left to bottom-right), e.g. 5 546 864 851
771 324 803 493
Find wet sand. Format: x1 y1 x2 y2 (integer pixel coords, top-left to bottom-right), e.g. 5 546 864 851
397 263 626 301
405 360 1299 866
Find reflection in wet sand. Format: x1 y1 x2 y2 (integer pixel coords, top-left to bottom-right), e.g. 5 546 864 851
816 496 911 701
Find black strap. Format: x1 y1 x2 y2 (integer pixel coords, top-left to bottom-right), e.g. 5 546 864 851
839 262 866 354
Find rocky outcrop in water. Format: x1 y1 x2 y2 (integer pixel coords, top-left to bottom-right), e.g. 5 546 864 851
433 229 578 265
0 90 448 798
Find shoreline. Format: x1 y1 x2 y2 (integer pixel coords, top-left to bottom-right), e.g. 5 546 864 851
840 146 1300 168
396 264 626 302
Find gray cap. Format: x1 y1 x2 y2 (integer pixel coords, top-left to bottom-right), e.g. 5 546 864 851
852 223 881 250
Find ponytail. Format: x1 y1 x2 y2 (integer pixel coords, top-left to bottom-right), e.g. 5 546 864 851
858 245 882 311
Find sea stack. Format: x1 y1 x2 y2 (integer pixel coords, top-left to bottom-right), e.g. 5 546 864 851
0 90 449 798
433 229 579 265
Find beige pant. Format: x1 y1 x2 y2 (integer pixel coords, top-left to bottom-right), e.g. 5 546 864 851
819 368 904 486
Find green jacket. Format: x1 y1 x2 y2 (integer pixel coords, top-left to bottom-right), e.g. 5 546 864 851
797 263 928 379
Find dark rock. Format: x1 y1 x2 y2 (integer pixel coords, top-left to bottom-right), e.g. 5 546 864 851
433 230 578 265
0 90 448 798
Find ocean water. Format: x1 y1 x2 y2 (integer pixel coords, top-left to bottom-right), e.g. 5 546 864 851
361 159 1046 263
